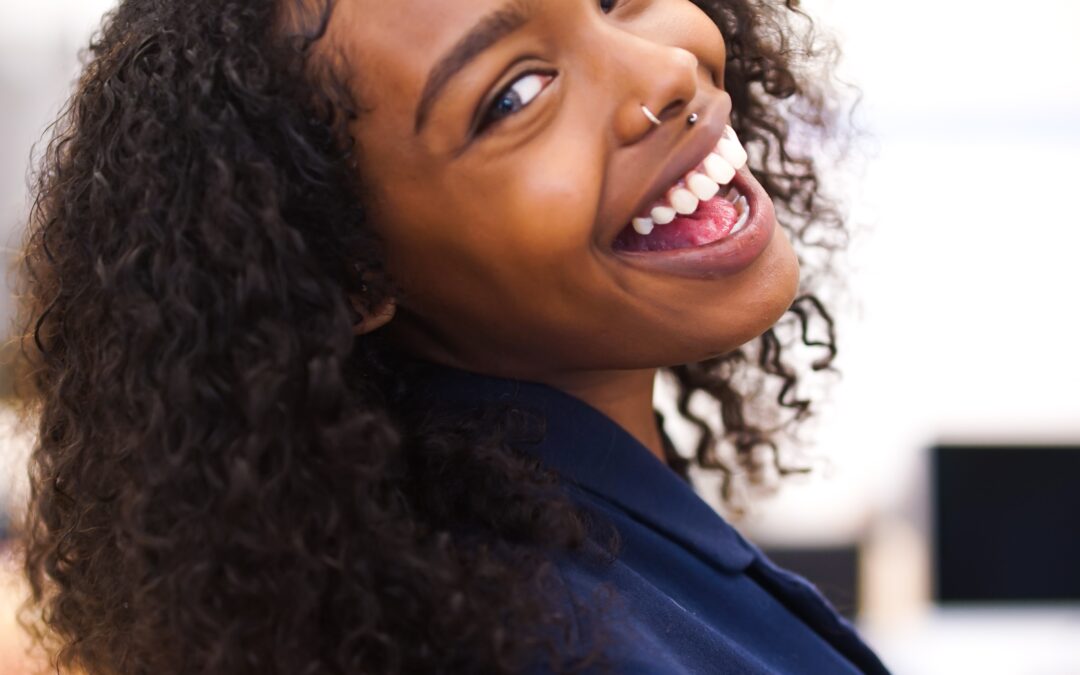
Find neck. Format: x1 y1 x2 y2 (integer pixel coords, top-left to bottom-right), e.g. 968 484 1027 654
537 367 666 465
394 328 669 464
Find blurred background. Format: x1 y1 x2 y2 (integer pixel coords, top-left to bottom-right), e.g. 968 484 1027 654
0 0 1077 673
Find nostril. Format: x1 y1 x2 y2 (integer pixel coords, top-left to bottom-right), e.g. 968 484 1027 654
656 99 689 122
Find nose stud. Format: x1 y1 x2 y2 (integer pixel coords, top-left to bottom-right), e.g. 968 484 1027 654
641 104 662 126
643 104 700 128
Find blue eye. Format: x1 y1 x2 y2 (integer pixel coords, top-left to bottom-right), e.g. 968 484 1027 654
477 71 553 133
471 0 617 136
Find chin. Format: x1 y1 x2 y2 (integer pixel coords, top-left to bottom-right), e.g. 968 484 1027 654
764 228 802 320
700 230 801 360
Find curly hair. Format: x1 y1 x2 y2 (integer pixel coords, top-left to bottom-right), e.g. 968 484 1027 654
9 0 849 672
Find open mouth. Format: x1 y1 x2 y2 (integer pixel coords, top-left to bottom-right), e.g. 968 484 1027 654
611 125 750 253
611 183 749 252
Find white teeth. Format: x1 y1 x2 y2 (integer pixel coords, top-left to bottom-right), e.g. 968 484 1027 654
631 189 748 239
703 152 736 185
669 187 698 215
650 205 676 225
632 216 655 235
717 125 748 169
630 127 748 234
730 195 750 234
718 138 747 169
687 172 720 201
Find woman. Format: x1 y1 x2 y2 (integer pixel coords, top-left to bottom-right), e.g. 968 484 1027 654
13 0 888 672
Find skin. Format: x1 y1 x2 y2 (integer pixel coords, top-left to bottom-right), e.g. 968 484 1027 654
332 0 800 463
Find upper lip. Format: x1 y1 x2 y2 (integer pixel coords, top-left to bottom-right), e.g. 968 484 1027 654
605 100 731 246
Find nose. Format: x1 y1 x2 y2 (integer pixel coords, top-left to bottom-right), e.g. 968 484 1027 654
609 39 700 144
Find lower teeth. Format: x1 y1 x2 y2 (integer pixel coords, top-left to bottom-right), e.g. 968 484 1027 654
729 195 750 235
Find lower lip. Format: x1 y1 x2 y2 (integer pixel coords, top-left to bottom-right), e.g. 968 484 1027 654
608 167 777 280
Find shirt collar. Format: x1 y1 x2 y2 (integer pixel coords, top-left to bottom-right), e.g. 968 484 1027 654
410 360 756 574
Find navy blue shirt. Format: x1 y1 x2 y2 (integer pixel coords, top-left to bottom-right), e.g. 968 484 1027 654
414 361 891 674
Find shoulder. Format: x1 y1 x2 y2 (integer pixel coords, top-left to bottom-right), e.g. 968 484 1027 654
534 540 766 675
530 554 687 675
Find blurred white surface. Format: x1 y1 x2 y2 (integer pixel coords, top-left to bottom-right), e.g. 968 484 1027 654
861 605 1080 675
704 0 1080 544
0 0 120 327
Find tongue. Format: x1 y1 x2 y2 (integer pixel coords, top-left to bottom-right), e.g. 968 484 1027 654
614 196 739 252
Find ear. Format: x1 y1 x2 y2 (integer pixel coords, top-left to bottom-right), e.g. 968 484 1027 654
348 294 397 336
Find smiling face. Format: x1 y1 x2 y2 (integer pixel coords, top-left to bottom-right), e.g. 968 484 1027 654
324 0 799 379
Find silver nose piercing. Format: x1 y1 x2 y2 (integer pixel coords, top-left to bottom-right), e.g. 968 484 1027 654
641 104 662 126
687 112 699 126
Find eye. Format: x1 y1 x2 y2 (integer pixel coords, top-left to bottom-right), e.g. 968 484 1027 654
599 0 618 12
476 71 554 134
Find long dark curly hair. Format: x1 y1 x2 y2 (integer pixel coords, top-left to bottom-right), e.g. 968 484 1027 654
10 0 850 672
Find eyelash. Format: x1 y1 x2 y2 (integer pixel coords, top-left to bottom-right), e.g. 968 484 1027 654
476 71 554 134
474 0 621 135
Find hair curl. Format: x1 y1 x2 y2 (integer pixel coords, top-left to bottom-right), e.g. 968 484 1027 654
10 0 850 672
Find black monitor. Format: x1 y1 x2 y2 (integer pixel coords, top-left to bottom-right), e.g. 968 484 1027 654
761 546 860 620
932 444 1080 603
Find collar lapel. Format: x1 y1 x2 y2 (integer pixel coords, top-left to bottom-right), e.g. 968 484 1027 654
412 361 755 574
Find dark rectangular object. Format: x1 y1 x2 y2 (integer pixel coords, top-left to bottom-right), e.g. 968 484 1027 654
761 546 859 620
932 444 1080 602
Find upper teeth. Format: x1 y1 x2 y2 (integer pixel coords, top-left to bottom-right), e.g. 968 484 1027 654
704 153 735 184
687 172 720 201
630 125 748 234
632 217 654 235
650 205 676 225
668 187 699 215
717 125 748 169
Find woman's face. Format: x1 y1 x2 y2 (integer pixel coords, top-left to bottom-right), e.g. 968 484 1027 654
325 0 799 378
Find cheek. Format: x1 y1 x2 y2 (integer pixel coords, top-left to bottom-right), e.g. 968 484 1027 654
375 150 604 314
495 161 601 256
430 156 598 265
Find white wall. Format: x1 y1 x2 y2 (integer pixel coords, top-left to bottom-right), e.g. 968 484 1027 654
0 0 120 325
693 0 1080 538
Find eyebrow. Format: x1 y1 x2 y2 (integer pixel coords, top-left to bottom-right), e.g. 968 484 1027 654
413 0 535 134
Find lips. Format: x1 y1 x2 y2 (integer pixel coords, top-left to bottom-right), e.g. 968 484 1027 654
608 165 778 279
